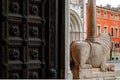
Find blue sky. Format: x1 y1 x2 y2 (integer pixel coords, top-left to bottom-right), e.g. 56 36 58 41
96 0 119 7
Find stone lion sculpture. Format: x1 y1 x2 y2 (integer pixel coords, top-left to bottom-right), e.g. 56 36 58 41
70 34 115 73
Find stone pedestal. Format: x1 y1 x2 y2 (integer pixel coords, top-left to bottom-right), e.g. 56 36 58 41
80 68 115 79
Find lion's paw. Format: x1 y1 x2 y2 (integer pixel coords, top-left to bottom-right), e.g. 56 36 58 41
100 67 106 72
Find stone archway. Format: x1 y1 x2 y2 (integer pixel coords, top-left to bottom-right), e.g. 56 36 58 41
70 9 84 43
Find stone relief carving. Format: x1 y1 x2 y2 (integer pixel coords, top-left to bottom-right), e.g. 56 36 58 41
29 27 39 37
10 25 20 37
70 34 115 78
30 5 38 16
9 1 20 14
9 49 20 60
30 49 39 59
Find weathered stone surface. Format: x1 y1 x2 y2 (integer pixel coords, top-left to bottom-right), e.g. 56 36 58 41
79 68 115 79
86 0 96 41
70 34 115 79
70 0 115 79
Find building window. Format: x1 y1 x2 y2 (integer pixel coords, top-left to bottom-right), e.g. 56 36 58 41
115 28 118 37
115 42 119 49
97 26 101 36
110 14 114 20
115 15 118 21
111 28 114 37
104 12 107 19
97 11 101 17
104 27 107 33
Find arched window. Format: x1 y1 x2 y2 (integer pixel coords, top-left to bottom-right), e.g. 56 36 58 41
97 25 101 36
115 15 118 21
110 14 114 20
115 28 118 37
104 27 107 33
111 28 114 36
97 11 101 17
104 12 107 19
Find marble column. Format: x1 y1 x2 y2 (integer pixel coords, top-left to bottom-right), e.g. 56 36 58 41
83 0 87 40
86 0 96 41
65 0 73 79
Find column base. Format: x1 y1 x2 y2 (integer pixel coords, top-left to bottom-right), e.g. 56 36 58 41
65 69 73 79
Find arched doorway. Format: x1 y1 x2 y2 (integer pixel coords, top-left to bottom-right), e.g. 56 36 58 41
70 9 84 43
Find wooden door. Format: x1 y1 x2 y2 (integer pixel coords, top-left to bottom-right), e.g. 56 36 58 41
0 0 60 79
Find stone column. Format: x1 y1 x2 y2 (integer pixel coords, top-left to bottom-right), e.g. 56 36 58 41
83 0 87 40
86 0 96 41
65 0 73 79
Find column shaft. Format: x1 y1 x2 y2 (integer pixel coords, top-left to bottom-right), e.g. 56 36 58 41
86 0 96 41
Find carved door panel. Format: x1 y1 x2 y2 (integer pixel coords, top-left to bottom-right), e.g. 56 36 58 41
0 0 48 78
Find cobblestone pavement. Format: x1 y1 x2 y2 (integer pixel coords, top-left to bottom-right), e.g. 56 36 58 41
107 61 120 80
115 70 120 77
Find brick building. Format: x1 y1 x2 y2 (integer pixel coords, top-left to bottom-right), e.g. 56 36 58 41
86 5 120 56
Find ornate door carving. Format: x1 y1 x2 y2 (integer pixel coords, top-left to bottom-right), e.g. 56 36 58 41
0 0 56 78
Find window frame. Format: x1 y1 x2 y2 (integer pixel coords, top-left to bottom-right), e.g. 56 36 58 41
115 27 119 37
110 13 114 20
104 25 108 33
111 27 114 37
97 10 101 17
103 11 107 19
97 24 101 36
